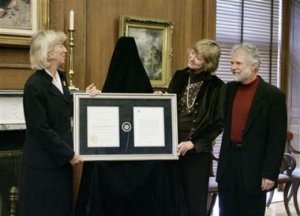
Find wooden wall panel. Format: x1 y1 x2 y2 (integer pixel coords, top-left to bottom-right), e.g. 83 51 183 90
0 69 32 89
0 47 31 90
0 0 214 91
49 0 64 30
84 0 213 90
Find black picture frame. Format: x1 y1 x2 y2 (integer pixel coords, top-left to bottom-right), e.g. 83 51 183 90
73 93 178 161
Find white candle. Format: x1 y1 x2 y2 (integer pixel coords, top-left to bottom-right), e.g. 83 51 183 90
69 10 74 30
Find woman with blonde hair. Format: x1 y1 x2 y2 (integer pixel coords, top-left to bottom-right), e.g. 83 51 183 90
167 39 225 216
21 30 98 216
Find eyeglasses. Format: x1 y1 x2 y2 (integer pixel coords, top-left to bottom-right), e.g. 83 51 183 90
188 49 204 62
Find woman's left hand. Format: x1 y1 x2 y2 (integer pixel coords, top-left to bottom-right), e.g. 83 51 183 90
85 83 101 96
177 141 194 156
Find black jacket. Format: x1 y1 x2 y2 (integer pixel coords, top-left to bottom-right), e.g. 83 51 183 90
168 68 226 153
23 69 74 169
216 78 287 194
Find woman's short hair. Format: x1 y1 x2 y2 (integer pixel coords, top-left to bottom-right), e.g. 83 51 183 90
29 30 67 70
191 39 221 73
231 43 261 72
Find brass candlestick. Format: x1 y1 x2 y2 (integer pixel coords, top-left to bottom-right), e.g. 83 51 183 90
68 29 78 90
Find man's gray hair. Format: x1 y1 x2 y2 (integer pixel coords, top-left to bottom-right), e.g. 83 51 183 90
231 43 261 72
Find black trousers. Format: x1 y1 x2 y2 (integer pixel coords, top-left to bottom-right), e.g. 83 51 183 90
180 152 210 216
218 148 266 216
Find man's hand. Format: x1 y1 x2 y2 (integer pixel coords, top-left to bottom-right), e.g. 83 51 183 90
261 178 275 191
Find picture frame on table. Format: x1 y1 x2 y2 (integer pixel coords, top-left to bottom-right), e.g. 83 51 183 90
0 0 49 46
119 15 173 88
73 93 178 161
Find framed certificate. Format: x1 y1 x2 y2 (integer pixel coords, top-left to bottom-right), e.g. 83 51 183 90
73 93 178 161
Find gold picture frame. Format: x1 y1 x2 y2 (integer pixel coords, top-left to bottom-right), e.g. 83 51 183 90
0 0 49 46
119 15 173 88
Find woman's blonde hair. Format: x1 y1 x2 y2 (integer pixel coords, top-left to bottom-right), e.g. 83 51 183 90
191 39 221 73
29 30 67 70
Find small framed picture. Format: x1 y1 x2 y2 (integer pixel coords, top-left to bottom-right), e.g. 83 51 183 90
119 15 173 88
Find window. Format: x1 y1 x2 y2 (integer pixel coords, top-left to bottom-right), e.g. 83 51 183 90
216 0 282 86
288 1 300 151
213 0 283 162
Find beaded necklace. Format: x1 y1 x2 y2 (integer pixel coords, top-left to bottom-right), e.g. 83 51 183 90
186 76 204 112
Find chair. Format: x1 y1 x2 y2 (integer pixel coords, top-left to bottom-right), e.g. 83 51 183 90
267 131 300 216
207 154 219 216
266 153 296 216
286 131 300 215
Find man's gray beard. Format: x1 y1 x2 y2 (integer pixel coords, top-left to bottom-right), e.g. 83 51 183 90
232 71 252 82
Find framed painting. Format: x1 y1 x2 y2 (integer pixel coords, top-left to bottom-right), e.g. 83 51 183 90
119 15 173 88
0 0 49 46
73 92 178 161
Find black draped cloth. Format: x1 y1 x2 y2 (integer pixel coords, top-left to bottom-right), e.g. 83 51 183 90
101 37 153 93
75 37 187 216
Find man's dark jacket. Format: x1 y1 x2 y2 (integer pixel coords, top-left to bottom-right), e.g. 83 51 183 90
216 77 287 194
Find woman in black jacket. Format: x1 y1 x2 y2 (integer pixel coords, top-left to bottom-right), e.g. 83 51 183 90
167 39 225 216
21 30 98 216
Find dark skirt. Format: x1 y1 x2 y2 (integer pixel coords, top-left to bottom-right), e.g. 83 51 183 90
20 163 73 216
